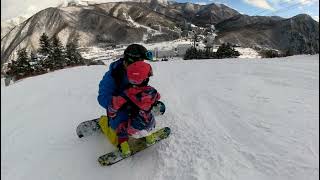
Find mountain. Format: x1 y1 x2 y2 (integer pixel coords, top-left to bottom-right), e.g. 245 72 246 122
2 55 319 180
0 1 239 65
215 14 319 55
1 1 319 65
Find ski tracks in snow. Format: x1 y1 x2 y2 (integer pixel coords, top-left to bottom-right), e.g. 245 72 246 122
151 57 319 180
2 56 318 180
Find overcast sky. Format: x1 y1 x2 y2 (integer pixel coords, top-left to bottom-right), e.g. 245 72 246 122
1 0 63 20
1 0 125 21
1 0 319 21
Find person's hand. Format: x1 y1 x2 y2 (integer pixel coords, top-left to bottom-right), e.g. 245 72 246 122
107 108 116 118
107 96 127 118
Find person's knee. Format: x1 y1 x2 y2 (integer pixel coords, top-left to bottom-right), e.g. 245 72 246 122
109 110 129 129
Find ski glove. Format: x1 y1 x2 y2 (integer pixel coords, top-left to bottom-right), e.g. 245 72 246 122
107 96 127 118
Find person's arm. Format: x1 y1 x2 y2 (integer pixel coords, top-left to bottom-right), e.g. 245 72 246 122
107 96 127 118
97 70 116 109
125 86 161 111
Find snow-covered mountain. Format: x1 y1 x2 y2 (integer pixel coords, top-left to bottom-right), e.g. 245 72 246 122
1 1 318 66
0 1 239 65
2 55 319 180
215 14 319 55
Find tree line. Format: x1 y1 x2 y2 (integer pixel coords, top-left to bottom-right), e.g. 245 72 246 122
5 33 85 80
184 43 241 60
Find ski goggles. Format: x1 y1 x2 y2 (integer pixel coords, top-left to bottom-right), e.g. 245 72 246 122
145 51 153 61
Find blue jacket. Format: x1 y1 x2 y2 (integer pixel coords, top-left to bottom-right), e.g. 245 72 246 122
97 58 130 129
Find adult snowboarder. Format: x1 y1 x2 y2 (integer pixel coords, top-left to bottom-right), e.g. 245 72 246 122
97 44 161 157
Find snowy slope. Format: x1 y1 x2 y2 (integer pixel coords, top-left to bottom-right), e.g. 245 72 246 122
1 55 319 180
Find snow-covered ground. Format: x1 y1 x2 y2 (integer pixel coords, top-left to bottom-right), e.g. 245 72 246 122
1 55 319 180
80 46 125 62
235 47 261 58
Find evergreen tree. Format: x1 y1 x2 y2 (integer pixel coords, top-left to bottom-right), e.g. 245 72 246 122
184 47 198 60
6 62 16 78
30 51 37 61
66 43 78 65
40 55 53 71
65 35 84 66
38 33 52 56
38 33 53 70
216 43 240 59
50 36 66 70
14 48 32 78
30 51 44 75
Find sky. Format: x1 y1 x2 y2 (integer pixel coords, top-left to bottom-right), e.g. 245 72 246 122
183 0 319 20
1 0 319 21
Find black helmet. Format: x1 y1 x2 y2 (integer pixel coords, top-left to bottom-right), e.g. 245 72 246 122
124 44 153 64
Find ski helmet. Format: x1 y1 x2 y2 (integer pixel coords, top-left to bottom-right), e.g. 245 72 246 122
126 61 153 85
124 44 153 64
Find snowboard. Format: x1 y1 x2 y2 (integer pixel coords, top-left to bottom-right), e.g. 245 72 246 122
98 127 171 166
76 101 166 138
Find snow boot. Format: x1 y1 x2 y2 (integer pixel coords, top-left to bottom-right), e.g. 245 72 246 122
119 141 131 158
145 133 156 146
98 115 118 147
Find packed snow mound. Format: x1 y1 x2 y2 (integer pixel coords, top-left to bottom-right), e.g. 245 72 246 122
1 55 319 180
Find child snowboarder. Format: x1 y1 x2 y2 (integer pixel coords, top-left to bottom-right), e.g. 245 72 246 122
99 60 161 157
